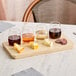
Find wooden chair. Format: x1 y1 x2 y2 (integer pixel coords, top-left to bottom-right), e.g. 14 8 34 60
22 0 40 22
22 0 76 24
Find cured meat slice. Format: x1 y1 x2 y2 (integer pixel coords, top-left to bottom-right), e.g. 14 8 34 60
55 38 67 45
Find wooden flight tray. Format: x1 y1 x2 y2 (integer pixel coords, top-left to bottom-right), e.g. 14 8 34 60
2 35 73 59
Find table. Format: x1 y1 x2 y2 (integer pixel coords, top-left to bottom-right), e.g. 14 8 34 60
0 21 76 76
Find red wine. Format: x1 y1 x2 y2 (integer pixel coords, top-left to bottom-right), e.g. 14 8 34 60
49 28 61 39
8 35 21 46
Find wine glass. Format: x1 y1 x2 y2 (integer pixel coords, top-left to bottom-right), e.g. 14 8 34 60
49 21 61 39
8 28 21 46
22 25 34 42
35 25 48 40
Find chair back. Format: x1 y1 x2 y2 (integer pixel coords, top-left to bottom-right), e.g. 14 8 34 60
23 0 76 24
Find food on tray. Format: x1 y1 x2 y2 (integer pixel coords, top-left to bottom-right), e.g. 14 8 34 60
43 39 51 47
29 42 39 50
55 38 67 45
22 33 34 42
8 35 21 46
49 28 61 39
36 30 48 40
14 43 24 53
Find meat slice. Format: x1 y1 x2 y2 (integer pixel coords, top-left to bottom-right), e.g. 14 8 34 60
55 38 67 45
55 39 61 43
60 38 67 45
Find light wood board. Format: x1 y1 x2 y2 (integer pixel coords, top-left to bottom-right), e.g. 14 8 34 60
2 36 73 59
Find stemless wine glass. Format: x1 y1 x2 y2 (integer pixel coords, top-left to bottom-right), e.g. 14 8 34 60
22 25 34 42
49 21 61 39
35 25 48 40
8 28 21 46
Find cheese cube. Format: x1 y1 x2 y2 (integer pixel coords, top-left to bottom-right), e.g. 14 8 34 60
43 39 51 47
14 43 24 53
29 42 39 50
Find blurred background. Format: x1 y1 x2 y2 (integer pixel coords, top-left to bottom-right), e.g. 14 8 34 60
0 0 76 24
0 0 33 21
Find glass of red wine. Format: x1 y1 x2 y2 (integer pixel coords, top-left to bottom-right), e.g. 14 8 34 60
8 28 21 46
49 21 61 39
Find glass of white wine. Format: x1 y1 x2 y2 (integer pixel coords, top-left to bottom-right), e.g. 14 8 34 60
35 25 48 40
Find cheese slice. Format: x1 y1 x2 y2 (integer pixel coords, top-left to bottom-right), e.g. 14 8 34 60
14 43 24 53
43 39 51 47
29 42 39 50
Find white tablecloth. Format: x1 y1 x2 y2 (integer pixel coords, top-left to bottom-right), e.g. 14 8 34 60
0 21 76 76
